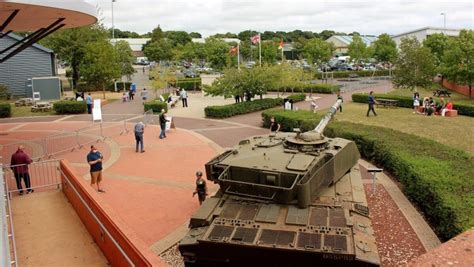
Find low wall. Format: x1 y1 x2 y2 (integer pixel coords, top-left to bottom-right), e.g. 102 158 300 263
60 160 163 266
442 80 471 97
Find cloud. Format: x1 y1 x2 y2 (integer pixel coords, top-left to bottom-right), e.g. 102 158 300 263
85 0 473 36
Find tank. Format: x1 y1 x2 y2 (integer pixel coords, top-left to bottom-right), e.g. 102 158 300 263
178 100 380 266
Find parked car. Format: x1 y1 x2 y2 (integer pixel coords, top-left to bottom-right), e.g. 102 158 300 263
183 70 198 78
245 61 256 68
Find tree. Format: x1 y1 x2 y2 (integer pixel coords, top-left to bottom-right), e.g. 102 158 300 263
114 40 135 87
238 30 258 41
151 67 176 97
41 24 109 88
348 34 369 63
165 31 191 47
393 37 436 89
150 25 164 41
319 30 336 40
301 38 334 64
189 32 202 38
143 39 173 61
423 33 449 67
372 33 397 64
261 41 279 64
203 38 231 70
80 40 121 99
440 30 474 98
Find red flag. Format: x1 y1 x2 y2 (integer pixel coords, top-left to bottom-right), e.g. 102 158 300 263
278 39 284 50
251 34 260 44
229 46 238 55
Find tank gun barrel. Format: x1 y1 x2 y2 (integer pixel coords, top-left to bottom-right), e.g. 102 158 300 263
314 99 342 134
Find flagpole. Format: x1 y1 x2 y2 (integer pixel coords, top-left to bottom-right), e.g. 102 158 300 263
237 44 240 70
259 33 262 67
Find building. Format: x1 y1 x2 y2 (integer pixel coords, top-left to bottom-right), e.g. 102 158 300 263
325 35 378 54
111 38 151 57
0 33 57 98
391 27 461 47
192 38 241 44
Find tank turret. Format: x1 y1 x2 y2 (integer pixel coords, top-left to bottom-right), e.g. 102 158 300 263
179 100 379 267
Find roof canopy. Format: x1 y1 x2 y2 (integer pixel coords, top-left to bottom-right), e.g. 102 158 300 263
0 0 97 63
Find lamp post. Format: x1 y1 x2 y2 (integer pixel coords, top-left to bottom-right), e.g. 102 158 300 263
440 12 446 29
112 0 116 40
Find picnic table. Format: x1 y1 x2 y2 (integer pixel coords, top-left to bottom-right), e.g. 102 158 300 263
433 89 451 97
31 101 52 112
376 99 399 108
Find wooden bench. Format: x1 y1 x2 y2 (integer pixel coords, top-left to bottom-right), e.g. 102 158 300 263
376 99 399 108
445 110 458 117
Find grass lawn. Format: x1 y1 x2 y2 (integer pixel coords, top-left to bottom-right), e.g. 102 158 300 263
332 102 474 154
388 87 473 105
11 105 55 117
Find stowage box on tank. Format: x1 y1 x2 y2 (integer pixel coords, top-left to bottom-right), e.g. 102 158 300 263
178 100 380 267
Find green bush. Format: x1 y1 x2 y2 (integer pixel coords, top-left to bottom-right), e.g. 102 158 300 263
269 83 340 94
205 94 306 118
144 100 168 113
261 109 474 241
0 103 11 117
53 101 86 114
176 78 202 91
352 93 474 117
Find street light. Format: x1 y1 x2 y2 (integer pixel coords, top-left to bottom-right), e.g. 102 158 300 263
440 12 446 29
112 0 116 40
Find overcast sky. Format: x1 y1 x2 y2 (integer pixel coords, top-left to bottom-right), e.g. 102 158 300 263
85 0 473 37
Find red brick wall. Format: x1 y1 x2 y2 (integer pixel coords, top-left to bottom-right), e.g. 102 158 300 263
442 80 471 97
60 160 164 266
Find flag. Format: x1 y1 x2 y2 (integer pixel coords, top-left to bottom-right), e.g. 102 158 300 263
278 39 284 50
229 46 238 55
251 34 260 44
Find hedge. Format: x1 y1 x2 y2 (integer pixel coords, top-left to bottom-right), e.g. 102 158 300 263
175 78 202 91
205 94 306 118
0 103 11 118
144 100 168 113
269 84 340 94
352 93 474 117
53 101 86 114
261 109 474 241
314 70 391 79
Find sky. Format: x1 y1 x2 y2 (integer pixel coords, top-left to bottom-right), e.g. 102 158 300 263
85 0 473 37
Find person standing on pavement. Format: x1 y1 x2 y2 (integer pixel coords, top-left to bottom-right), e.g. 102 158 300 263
367 91 377 117
180 88 188 107
86 93 93 114
337 92 343 112
141 88 149 102
159 109 169 139
269 116 280 134
10 145 33 195
134 121 145 152
87 145 105 193
193 171 208 205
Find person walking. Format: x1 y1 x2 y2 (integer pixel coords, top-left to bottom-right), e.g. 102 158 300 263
87 145 105 193
159 109 169 139
337 92 343 112
134 121 145 152
180 88 188 107
86 93 93 114
193 171 207 205
10 145 33 195
366 91 377 117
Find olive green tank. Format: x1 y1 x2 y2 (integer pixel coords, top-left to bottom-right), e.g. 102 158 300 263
179 100 380 266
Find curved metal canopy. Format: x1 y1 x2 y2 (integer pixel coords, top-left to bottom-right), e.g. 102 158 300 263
0 0 97 63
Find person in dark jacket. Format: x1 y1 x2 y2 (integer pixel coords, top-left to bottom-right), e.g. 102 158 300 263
367 91 377 117
10 145 33 195
193 171 208 205
159 109 170 139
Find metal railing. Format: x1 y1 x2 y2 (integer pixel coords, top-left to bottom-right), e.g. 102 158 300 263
60 168 134 266
2 160 61 197
143 109 157 127
1 122 130 164
1 167 18 267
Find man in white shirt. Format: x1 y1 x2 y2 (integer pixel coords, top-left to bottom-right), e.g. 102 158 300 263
180 88 188 107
